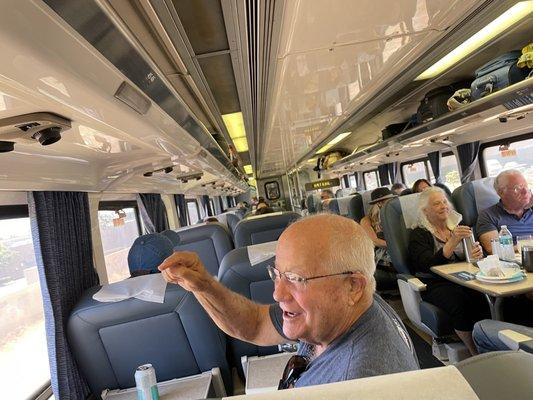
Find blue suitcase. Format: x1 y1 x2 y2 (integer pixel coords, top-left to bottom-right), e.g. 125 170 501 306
471 51 531 100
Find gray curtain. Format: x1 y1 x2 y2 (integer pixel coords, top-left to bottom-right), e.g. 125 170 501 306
387 162 400 184
218 196 225 213
457 142 480 184
201 195 213 216
174 194 188 227
378 165 390 186
138 193 169 233
356 172 365 192
28 191 99 400
428 151 442 183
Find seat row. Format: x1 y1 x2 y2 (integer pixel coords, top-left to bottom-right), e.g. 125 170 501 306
67 212 299 398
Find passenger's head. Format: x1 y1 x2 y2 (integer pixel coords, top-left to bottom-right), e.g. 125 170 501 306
320 189 334 201
204 217 219 223
368 187 396 209
128 233 174 277
419 187 453 228
494 170 531 210
256 202 268 211
412 178 432 193
391 183 407 195
433 182 452 198
272 214 375 347
255 206 275 215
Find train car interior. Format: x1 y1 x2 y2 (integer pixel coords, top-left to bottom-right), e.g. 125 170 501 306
0 0 532 399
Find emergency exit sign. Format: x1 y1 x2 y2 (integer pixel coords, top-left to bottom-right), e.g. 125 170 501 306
305 178 340 191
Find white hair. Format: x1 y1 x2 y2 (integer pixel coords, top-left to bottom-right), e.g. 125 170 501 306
415 187 458 235
494 169 524 193
294 213 376 293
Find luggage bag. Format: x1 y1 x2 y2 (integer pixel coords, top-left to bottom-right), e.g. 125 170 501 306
471 51 531 101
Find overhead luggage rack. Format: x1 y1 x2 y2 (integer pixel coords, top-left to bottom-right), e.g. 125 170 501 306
332 77 533 170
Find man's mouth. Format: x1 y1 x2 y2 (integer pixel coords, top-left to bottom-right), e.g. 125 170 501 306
283 310 300 319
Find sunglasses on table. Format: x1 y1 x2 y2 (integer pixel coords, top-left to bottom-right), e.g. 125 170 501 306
278 355 310 390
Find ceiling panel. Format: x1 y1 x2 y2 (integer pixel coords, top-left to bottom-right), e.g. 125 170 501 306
258 0 484 177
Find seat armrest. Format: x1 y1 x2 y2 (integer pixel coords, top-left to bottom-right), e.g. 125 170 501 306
498 329 533 352
408 278 427 292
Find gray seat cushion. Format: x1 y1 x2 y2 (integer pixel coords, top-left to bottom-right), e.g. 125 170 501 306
67 283 230 397
233 212 300 248
327 194 365 222
452 178 499 230
218 247 278 377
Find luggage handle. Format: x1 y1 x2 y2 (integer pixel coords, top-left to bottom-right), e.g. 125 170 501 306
473 76 496 98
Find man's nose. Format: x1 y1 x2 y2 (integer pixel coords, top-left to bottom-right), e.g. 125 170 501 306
273 278 291 303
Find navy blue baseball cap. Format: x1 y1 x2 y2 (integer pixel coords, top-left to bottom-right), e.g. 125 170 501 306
160 229 180 246
127 233 175 276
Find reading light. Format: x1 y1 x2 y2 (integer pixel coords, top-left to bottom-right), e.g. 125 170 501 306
416 1 533 80
244 164 253 174
316 132 352 154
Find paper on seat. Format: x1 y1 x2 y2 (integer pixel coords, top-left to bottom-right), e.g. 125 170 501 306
337 196 352 216
248 241 277 266
472 177 498 212
93 274 167 304
399 193 421 229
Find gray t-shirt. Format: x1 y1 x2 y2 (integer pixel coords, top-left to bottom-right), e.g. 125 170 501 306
269 294 419 387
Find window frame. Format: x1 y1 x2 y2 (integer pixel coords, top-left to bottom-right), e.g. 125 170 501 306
98 200 142 235
0 204 29 220
479 132 533 178
186 198 201 225
363 169 379 190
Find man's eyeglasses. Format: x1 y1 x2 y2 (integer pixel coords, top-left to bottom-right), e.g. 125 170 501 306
266 265 356 289
278 355 309 390
505 185 530 194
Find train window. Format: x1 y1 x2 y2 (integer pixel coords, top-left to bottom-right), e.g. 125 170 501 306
98 202 141 283
0 205 50 399
209 199 215 215
482 137 533 187
186 199 200 224
441 153 461 191
402 161 427 187
363 170 379 190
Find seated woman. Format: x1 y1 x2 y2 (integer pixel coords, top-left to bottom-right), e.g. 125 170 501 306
360 187 397 290
408 187 487 355
412 178 432 193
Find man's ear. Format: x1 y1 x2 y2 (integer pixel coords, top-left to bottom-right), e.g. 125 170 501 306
349 273 366 296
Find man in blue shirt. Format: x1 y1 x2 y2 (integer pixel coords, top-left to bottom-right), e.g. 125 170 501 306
477 170 533 253
159 214 418 388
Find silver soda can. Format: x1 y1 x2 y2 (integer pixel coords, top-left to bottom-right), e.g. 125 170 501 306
135 364 160 400
463 233 479 263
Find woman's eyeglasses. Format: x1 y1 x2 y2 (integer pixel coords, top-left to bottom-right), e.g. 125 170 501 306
278 355 309 390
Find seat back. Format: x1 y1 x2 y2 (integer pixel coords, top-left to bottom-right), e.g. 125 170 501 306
361 190 373 215
218 246 278 376
327 194 365 222
306 194 321 213
68 282 230 398
381 193 421 275
233 212 301 248
226 212 241 235
173 223 233 276
452 177 499 229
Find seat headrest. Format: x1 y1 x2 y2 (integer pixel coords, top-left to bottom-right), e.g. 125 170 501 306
452 177 499 227
161 229 180 246
306 194 321 213
327 194 365 222
234 212 301 248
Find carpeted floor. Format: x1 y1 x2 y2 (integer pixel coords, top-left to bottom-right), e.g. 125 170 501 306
405 325 445 369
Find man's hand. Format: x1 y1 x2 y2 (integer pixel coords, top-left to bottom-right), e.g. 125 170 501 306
158 251 213 292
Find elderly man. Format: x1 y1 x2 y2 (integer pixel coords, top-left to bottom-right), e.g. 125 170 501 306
159 214 418 388
476 170 533 253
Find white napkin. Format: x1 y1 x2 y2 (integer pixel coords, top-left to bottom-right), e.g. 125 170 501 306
446 210 463 230
247 241 277 266
477 255 520 278
93 274 167 304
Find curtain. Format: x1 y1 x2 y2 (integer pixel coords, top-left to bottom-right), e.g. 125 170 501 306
226 196 234 208
378 164 390 186
387 162 400 184
342 175 349 189
428 151 442 183
174 194 188 227
218 196 225 213
137 194 169 233
356 172 365 192
201 195 213 216
457 141 480 184
28 191 99 400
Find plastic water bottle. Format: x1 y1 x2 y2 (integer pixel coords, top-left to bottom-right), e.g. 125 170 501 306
498 225 515 261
